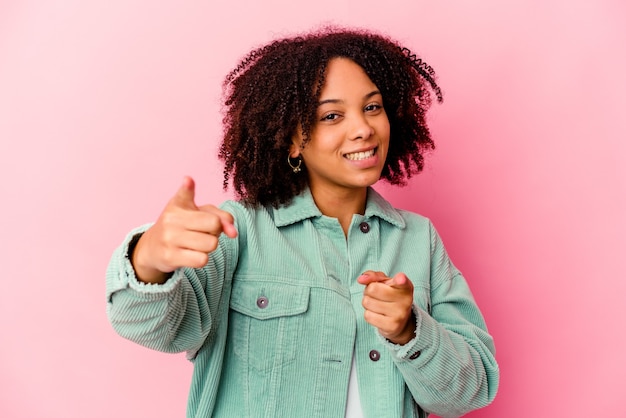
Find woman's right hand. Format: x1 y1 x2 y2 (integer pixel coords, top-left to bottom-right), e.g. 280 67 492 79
131 176 238 284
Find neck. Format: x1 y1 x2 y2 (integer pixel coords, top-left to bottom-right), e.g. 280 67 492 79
309 185 368 236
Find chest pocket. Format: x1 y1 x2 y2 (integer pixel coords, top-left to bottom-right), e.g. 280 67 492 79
229 279 310 372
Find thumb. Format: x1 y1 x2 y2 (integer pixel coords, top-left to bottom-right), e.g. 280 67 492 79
174 176 197 208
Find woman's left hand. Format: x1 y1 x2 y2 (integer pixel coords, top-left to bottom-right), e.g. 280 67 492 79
358 271 416 345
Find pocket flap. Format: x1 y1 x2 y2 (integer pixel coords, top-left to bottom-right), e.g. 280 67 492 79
230 280 310 320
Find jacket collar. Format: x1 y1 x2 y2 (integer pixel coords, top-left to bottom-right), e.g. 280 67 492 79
273 187 406 229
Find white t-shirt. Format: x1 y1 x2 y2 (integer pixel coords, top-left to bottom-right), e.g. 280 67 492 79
345 353 363 417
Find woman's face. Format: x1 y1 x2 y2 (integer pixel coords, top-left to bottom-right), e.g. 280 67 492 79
291 58 390 196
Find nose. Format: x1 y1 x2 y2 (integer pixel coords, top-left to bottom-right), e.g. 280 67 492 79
349 113 374 141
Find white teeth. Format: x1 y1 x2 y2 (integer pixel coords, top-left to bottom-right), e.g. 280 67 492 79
345 149 375 160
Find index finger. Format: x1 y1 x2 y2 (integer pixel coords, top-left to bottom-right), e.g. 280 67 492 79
385 272 413 290
357 270 389 285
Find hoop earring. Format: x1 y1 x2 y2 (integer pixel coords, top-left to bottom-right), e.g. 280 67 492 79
287 154 302 173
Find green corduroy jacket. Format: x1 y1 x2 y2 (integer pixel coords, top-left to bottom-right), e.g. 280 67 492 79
106 187 499 418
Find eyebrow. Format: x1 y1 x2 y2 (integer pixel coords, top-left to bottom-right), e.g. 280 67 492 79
317 90 382 106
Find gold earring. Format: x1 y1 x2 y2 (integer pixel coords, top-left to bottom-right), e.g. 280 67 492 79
287 154 302 173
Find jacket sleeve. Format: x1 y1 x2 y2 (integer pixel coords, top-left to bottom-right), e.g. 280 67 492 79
105 222 238 356
380 222 499 418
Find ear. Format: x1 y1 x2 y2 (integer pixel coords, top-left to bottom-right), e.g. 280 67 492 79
289 142 300 158
290 128 303 158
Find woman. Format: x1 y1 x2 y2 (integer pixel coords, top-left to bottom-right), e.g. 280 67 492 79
106 28 499 418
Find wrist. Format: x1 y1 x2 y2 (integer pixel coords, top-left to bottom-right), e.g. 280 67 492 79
129 233 169 284
388 310 417 345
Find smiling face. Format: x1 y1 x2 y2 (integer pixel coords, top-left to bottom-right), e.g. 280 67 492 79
291 58 391 198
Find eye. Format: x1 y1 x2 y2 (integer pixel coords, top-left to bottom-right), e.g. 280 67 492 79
320 112 341 122
364 103 383 113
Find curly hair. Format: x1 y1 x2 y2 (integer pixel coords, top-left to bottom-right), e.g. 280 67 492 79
219 27 443 207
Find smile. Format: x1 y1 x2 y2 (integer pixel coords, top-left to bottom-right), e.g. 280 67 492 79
344 148 376 161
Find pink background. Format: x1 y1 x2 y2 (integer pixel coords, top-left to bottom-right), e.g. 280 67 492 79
1 1 625 417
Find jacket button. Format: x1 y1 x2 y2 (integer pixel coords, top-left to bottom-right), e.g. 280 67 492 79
409 350 421 360
369 350 380 361
359 222 370 233
256 296 269 309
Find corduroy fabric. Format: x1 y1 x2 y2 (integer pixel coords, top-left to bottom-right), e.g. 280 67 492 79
106 187 499 418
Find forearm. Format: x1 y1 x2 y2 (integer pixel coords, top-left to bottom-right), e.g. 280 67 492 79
391 223 499 416
107 271 192 353
391 307 498 417
105 226 223 353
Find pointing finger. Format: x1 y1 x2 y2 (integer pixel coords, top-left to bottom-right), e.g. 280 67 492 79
385 272 413 289
173 176 197 208
358 271 413 289
357 271 388 285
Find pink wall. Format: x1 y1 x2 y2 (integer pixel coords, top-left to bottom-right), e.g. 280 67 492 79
1 1 625 417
